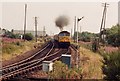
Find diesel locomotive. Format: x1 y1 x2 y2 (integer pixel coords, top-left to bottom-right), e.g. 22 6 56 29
54 31 70 48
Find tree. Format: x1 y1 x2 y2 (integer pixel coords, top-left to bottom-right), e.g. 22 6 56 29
73 31 97 42
22 33 33 41
105 24 120 46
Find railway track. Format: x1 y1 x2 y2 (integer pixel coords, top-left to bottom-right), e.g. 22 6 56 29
2 43 52 74
2 42 50 69
1 41 55 80
1 41 68 81
1 41 78 81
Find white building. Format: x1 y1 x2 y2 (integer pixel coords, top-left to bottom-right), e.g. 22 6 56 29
42 61 53 72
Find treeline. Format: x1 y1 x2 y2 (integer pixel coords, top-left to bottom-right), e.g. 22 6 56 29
73 31 98 42
1 29 34 41
73 24 120 47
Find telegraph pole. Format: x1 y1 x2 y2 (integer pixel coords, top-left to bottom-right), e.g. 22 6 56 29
100 3 109 44
34 17 38 42
23 4 27 41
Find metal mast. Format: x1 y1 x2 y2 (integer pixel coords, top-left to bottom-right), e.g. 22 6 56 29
74 16 76 43
76 16 84 68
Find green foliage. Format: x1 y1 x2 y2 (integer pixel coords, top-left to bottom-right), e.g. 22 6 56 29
23 33 34 41
106 24 120 46
102 51 120 80
73 31 97 42
4 30 20 38
48 61 82 79
9 33 20 38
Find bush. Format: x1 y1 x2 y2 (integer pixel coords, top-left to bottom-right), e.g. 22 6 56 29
102 51 120 80
22 33 33 41
48 61 82 79
10 34 20 38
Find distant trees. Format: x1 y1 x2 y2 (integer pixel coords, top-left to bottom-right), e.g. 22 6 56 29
73 24 120 47
2 29 34 41
3 30 19 38
73 31 97 42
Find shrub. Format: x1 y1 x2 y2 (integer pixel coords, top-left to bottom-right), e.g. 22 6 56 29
22 33 33 41
102 51 120 80
48 61 82 79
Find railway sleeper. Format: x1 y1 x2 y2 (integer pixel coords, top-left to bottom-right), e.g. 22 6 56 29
37 66 41 70
14 74 18 77
29 68 32 71
31 67 35 71
5 69 11 73
5 76 10 81
24 69 29 73
2 77 8 81
8 68 14 72
3 69 10 73
17 72 22 76
2 71 6 75
29 68 33 71
22 71 27 75
15 72 22 78
10 74 15 79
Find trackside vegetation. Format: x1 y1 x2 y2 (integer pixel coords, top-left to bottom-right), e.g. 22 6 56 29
102 51 120 80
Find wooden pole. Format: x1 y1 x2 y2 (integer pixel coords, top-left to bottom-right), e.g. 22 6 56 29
34 17 38 42
23 4 27 41
99 3 109 44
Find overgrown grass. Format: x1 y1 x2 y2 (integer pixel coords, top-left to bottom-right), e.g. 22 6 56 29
71 41 104 79
2 40 37 61
101 51 120 80
48 61 82 79
79 47 104 79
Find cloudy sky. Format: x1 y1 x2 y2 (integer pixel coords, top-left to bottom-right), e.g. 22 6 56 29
1 0 118 35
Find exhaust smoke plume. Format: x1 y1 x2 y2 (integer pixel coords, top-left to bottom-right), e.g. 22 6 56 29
55 15 69 31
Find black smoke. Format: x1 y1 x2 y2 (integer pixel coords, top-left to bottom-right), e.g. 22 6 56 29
55 15 69 31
